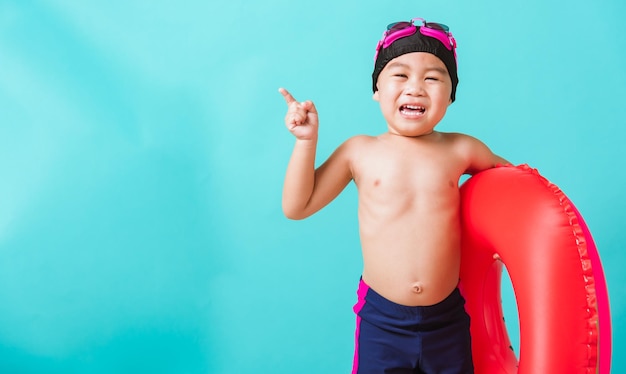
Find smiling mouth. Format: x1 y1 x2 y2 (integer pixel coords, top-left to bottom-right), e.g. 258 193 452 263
400 104 425 116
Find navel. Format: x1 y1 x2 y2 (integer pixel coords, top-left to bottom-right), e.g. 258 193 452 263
411 282 424 294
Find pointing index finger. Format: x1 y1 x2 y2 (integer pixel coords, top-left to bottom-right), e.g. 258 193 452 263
278 87 298 105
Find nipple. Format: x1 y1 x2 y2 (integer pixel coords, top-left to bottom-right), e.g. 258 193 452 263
411 283 424 294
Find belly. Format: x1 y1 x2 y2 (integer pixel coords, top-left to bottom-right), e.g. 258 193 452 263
358 212 462 306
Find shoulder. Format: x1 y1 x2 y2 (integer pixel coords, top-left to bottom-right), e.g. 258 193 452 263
439 132 489 152
322 135 376 167
440 132 509 173
343 134 377 146
336 134 377 154
439 131 480 143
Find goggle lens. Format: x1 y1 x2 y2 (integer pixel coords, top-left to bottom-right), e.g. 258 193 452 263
387 21 449 33
387 21 413 32
424 22 449 32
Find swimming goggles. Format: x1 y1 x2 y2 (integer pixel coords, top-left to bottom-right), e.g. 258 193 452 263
374 17 457 61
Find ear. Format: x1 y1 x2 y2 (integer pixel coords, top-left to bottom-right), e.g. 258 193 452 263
373 90 380 102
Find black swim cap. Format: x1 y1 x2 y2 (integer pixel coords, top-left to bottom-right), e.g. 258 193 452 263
372 27 459 102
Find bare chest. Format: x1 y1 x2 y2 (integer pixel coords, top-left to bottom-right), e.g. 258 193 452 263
354 145 460 197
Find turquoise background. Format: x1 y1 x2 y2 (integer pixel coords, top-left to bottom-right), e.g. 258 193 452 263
1 0 624 373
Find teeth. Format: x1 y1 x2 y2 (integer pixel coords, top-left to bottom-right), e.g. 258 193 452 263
403 105 425 112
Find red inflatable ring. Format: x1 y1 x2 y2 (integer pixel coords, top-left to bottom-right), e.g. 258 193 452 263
459 164 611 373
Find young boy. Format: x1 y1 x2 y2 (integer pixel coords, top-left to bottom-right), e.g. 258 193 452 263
280 17 508 373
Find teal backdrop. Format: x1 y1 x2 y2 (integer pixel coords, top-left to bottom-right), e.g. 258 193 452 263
1 1 624 373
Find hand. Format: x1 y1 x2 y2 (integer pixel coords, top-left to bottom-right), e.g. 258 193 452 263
279 87 319 140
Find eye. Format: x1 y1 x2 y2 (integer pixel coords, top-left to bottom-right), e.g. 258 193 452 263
393 73 408 78
425 76 439 81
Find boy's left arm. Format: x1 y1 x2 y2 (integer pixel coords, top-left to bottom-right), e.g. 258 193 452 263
461 135 510 175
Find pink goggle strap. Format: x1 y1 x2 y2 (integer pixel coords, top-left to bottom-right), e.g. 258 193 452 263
382 26 418 49
374 23 458 62
420 27 457 63
419 27 454 51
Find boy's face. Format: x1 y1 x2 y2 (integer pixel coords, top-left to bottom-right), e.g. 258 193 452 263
373 52 453 137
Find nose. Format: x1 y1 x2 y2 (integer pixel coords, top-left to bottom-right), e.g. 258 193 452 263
404 78 425 96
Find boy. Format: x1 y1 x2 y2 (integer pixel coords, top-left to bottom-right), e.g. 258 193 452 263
280 17 508 373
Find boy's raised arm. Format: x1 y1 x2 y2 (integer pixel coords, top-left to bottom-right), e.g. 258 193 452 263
280 88 352 220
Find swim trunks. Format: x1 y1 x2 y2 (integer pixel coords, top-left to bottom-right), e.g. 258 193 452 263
352 279 474 374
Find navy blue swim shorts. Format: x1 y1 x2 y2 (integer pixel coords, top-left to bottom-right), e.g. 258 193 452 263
352 278 474 374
